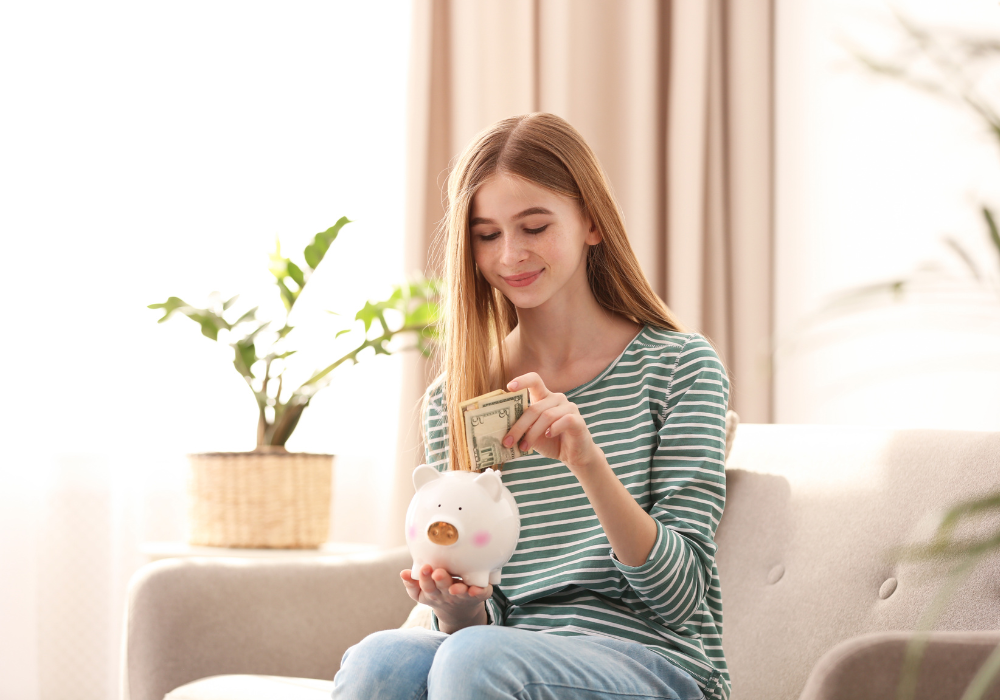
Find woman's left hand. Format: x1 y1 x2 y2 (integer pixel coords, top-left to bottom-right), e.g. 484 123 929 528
502 373 602 472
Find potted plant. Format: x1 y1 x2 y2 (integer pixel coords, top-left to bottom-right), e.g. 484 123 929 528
149 216 441 548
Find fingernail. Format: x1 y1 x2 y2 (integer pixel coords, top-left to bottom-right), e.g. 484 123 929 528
503 435 513 447
545 428 551 437
520 440 528 451
508 380 518 389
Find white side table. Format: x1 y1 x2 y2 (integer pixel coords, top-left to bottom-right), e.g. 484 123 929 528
140 541 382 563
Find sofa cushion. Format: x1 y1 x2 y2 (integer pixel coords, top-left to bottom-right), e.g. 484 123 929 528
164 675 333 700
717 425 1000 700
400 600 434 629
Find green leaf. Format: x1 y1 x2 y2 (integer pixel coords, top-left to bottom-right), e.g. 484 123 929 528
943 237 981 280
222 294 239 311
420 324 441 343
197 319 219 340
935 490 1000 543
147 296 192 322
263 349 298 362
894 489 1000 563
984 206 1000 267
287 261 306 288
276 279 295 312
355 300 380 333
241 344 257 375
321 216 351 245
276 323 294 339
187 313 221 340
303 242 321 270
406 301 438 327
303 217 352 271
233 306 259 326
335 328 352 338
409 276 442 298
233 342 257 379
269 241 289 280
243 321 272 342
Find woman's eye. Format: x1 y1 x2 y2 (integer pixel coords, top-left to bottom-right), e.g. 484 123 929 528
476 224 547 241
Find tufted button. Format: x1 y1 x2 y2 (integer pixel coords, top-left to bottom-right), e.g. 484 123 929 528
767 564 785 584
879 577 898 599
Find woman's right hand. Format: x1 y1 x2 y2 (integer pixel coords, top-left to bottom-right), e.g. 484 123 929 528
400 564 491 631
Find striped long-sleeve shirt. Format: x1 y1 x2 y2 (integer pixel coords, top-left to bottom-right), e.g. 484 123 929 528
422 326 731 700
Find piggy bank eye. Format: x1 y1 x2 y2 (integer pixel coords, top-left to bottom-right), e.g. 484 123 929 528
459 507 462 510
438 504 441 507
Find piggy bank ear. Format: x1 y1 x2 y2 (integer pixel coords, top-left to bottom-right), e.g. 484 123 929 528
412 464 441 491
474 468 503 502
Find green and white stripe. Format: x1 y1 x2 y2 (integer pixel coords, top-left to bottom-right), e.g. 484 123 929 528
423 326 731 700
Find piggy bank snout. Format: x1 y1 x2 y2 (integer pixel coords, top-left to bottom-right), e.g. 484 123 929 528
427 520 459 545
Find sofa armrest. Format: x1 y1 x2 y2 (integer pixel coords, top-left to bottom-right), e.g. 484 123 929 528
798 630 1000 700
121 546 414 700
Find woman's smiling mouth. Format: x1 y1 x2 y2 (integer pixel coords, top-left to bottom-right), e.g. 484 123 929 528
502 270 543 287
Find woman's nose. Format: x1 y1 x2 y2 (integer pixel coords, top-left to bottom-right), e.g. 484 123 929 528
499 231 526 265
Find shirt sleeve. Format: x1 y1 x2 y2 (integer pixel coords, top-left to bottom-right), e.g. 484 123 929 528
430 594 507 631
609 334 729 627
422 381 451 473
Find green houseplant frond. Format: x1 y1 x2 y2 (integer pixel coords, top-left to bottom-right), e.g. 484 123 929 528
148 217 442 450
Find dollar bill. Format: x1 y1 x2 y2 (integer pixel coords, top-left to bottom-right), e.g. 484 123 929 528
457 390 503 470
457 389 505 417
462 388 532 470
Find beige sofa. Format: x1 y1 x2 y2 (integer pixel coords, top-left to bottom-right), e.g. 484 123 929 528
121 424 1000 700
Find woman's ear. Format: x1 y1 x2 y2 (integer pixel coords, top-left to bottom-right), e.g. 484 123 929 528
586 216 603 245
580 203 602 245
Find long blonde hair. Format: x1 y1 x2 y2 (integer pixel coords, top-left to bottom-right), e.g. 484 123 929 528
424 112 685 471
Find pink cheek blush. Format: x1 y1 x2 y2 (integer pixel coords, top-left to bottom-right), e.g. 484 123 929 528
472 530 492 548
407 525 417 540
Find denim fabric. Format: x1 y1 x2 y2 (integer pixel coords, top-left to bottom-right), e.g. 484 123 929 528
331 625 705 700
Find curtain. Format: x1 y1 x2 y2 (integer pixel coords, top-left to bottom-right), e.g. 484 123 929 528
0 452 189 700
0 4 415 694
390 0 775 545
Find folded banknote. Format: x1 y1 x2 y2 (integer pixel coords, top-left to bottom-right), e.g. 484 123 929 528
459 388 532 471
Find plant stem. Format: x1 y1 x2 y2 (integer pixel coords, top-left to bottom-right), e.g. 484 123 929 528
294 323 431 395
257 323 433 448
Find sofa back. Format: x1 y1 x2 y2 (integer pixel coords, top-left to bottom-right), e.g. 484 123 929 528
716 424 1000 700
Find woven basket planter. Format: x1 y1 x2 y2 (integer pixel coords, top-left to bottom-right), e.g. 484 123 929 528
186 449 334 549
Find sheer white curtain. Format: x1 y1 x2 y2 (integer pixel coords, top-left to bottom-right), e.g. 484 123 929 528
0 3 412 698
773 0 1000 429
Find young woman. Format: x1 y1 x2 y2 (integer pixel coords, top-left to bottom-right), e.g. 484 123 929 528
332 113 730 700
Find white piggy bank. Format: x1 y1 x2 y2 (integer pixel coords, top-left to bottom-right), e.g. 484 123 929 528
405 465 520 588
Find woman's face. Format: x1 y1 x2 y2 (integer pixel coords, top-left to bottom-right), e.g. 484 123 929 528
469 172 601 309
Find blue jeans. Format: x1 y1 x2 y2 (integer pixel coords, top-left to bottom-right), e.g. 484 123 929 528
331 625 705 700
